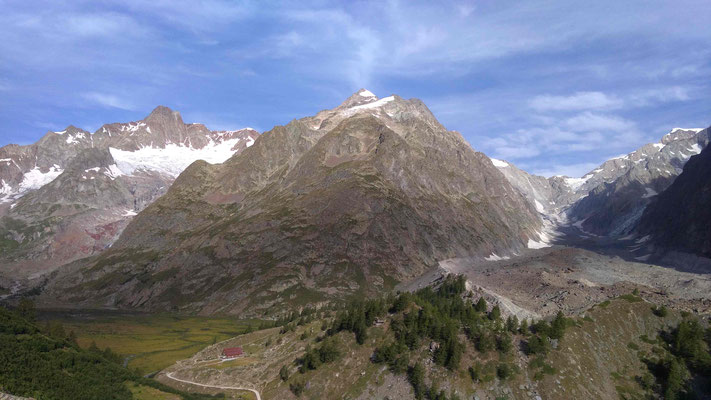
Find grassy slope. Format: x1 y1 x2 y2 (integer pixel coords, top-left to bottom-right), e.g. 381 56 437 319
0 306 225 400
219 297 685 399
45 312 265 374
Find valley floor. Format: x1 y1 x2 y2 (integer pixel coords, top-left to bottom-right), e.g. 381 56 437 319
400 216 711 321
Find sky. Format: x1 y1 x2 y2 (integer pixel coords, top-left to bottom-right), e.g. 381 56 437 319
0 0 709 177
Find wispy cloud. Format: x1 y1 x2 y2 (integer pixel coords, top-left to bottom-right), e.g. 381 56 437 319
530 92 624 112
0 0 709 178
81 92 136 110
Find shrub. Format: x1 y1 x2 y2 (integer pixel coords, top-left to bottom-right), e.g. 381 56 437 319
497 363 514 380
289 380 305 397
652 305 668 318
526 335 549 355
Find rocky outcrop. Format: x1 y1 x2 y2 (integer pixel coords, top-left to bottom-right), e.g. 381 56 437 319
636 132 711 259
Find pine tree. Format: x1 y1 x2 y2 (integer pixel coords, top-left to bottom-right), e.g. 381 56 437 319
409 362 426 399
506 315 519 333
475 297 487 313
488 305 501 321
476 332 495 353
664 358 687 400
519 319 529 335
279 365 289 381
550 311 566 340
497 333 513 354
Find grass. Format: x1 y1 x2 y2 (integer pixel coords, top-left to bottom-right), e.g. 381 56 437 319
205 356 258 370
619 294 643 303
45 311 265 374
126 381 181 400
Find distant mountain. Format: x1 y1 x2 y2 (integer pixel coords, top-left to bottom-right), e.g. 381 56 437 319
636 134 711 259
492 127 709 236
0 107 258 279
566 127 709 235
41 89 542 316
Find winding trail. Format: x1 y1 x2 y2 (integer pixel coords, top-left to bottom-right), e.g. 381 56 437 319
165 371 261 400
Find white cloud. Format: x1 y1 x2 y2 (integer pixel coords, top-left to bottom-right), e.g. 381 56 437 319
530 87 696 112
81 92 135 110
564 112 636 133
529 92 623 111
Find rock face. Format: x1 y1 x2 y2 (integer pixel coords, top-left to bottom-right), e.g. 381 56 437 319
0 107 258 279
490 158 568 216
636 136 711 258
566 128 709 235
492 128 709 236
42 90 543 316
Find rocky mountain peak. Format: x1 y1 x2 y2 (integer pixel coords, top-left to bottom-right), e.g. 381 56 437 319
337 88 380 109
58 125 87 135
145 105 183 125
661 127 705 145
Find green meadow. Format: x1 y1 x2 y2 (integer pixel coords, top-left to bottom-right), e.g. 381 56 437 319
42 310 265 374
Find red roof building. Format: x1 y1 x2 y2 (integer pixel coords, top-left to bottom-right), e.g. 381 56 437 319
221 347 243 359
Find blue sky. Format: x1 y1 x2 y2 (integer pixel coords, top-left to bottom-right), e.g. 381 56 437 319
0 0 709 177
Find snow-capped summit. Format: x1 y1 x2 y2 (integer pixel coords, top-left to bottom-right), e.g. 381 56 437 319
338 88 381 109
358 89 377 98
0 106 259 276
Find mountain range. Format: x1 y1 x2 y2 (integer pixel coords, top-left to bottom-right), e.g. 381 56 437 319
38 90 542 315
0 90 708 316
0 107 257 280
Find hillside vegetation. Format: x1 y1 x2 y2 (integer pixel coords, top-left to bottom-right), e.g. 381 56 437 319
163 275 711 400
0 302 228 400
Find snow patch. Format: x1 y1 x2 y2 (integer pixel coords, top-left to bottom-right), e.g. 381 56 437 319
122 209 137 217
653 143 664 151
485 253 510 261
105 164 124 180
350 96 395 111
120 122 147 133
564 175 592 191
642 187 658 198
527 231 552 249
534 199 545 213
1 165 64 203
635 235 651 244
490 158 509 168
110 137 246 178
670 128 703 134
358 89 376 98
689 143 702 154
19 165 62 192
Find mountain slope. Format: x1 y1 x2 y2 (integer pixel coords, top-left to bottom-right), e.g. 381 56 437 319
0 107 258 280
491 127 709 237
567 127 709 235
42 90 542 316
636 137 711 259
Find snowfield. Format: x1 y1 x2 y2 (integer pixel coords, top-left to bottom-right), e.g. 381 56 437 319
110 137 249 178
